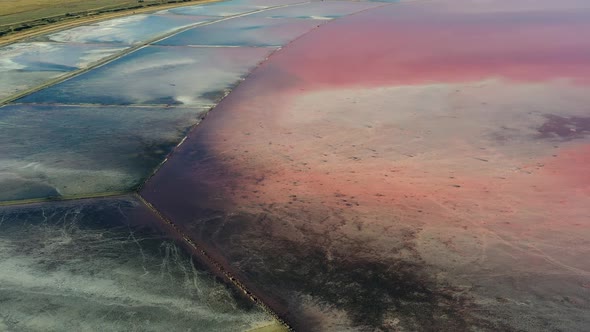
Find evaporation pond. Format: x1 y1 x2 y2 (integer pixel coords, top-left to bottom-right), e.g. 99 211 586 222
0 42 125 100
0 196 276 331
41 14 213 45
0 104 209 202
248 1 382 19
18 46 274 106
156 16 321 47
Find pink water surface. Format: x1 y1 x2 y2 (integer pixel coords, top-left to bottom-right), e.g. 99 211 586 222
143 1 590 330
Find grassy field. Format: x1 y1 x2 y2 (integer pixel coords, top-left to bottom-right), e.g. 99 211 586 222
0 0 209 41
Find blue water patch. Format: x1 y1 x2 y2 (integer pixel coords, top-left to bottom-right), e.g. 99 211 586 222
0 104 209 201
156 16 321 47
0 42 126 100
248 1 382 19
158 1 267 17
17 45 274 106
43 14 212 45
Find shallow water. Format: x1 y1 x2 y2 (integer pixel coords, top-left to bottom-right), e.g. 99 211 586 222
0 196 274 331
17 46 275 106
248 1 382 19
156 16 322 47
142 0 590 330
41 14 212 45
0 104 208 201
0 42 125 100
2 0 589 330
0 13 215 101
157 1 271 17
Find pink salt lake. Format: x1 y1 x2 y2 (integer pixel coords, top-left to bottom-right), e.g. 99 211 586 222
142 0 590 330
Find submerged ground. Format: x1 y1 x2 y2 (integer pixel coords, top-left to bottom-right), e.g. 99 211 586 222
1 0 589 331
0 0 215 43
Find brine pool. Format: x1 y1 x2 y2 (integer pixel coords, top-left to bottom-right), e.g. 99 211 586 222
1 0 589 331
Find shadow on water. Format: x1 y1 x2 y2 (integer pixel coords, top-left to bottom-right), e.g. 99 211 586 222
164 204 508 331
